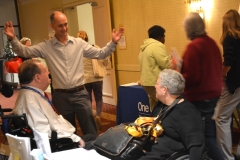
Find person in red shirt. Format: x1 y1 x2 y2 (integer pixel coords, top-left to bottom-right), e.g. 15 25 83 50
181 12 223 160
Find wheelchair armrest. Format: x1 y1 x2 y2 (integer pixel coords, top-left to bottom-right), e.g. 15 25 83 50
1 113 29 131
2 113 32 137
1 108 13 112
0 106 13 116
2 113 28 123
1 114 23 119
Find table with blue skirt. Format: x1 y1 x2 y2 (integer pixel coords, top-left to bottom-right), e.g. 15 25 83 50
116 85 151 125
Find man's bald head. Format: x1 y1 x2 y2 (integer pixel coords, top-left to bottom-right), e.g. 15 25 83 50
49 11 68 39
50 11 66 24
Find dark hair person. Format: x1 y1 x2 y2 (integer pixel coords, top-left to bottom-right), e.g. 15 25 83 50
138 25 171 112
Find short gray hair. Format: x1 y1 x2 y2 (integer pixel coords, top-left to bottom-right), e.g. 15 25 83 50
183 12 206 40
159 69 185 95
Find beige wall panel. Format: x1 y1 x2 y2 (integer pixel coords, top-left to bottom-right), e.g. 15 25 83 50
117 71 140 86
17 0 62 44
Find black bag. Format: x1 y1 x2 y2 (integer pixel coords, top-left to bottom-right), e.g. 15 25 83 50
92 97 182 160
50 138 79 152
48 130 79 152
92 123 149 160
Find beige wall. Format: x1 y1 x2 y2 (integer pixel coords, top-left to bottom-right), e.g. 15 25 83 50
17 0 62 43
17 0 240 86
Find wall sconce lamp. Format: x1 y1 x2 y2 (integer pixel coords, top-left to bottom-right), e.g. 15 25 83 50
184 0 201 4
196 7 204 19
184 0 204 19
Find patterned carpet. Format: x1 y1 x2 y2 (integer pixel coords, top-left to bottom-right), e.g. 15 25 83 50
0 89 117 143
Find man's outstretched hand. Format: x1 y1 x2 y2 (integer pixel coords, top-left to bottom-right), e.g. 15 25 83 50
112 27 124 44
4 21 15 41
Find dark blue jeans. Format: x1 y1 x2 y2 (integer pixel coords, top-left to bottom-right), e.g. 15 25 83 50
192 98 224 160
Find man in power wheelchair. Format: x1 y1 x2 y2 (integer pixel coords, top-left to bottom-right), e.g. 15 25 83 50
3 59 96 152
0 110 94 152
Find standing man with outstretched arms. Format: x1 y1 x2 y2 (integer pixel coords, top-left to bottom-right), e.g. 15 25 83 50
4 11 124 137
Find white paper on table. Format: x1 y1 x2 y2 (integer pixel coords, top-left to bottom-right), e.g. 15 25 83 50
120 82 139 87
6 133 31 160
32 128 52 160
51 148 110 160
30 149 44 160
171 47 183 70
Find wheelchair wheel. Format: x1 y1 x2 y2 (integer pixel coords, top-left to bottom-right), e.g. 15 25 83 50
166 149 189 160
175 155 189 160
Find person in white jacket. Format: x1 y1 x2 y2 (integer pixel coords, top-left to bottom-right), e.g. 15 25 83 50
13 59 95 149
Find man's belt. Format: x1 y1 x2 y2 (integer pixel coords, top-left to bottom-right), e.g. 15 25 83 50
54 85 84 93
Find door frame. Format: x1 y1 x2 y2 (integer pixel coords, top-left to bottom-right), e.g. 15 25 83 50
62 0 117 105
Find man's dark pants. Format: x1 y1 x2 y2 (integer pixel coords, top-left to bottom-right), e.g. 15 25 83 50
52 89 98 137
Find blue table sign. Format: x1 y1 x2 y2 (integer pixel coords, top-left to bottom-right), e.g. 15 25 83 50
116 85 151 125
